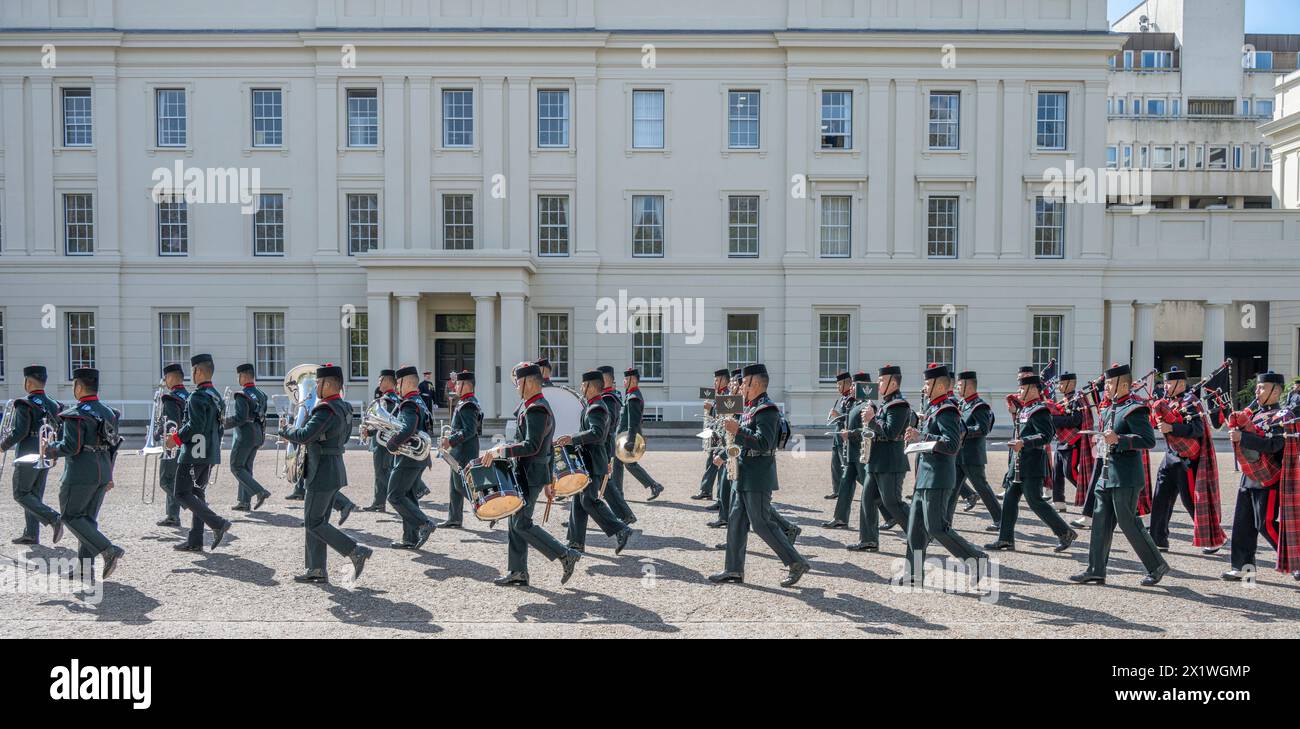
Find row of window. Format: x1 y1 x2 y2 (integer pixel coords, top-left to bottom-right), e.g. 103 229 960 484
1106 142 1273 172
33 191 1067 259
51 85 1073 154
0 309 1065 389
1108 49 1279 72
1107 95 1274 119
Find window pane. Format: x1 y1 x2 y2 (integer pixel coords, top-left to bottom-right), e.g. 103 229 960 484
727 195 759 257
632 313 664 382
1034 197 1065 258
349 312 369 380
252 88 283 147
926 197 957 258
443 90 475 147
347 194 379 254
1036 92 1067 150
62 88 93 147
537 195 570 257
818 314 850 382
925 313 957 372
537 90 570 147
632 90 665 149
537 313 570 381
727 314 759 371
632 195 665 257
1032 314 1063 374
820 90 852 149
254 193 285 255
928 92 960 149
158 200 189 256
159 312 191 372
67 312 96 374
156 89 187 147
346 89 378 147
728 90 760 149
443 194 475 250
254 312 286 379
64 194 95 255
819 196 851 257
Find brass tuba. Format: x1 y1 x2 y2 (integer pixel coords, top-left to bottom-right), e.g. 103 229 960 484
361 399 432 460
139 380 179 504
277 363 320 485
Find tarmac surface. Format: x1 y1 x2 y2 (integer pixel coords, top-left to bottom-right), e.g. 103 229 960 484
2 444 1298 638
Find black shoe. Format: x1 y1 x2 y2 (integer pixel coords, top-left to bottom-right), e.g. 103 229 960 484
231 503 251 512
781 561 810 588
100 546 126 580
156 517 181 528
823 493 838 500
210 522 232 551
173 543 203 552
253 492 270 510
1068 572 1105 585
1157 545 1170 553
821 519 848 529
648 483 664 501
1141 563 1170 587
708 571 744 584
566 542 586 552
1221 569 1245 581
984 524 1001 532
880 519 898 531
11 536 36 545
690 492 711 501
349 545 373 580
441 521 463 529
52 521 64 544
985 540 1015 551
391 541 416 550
615 528 633 555
294 570 328 584
560 550 582 585
785 525 802 543
707 519 728 528
962 494 978 512
1202 546 1222 555
1054 528 1078 553
1292 571 1299 582
338 502 356 527
286 491 305 501
361 505 386 513
714 543 727 550
847 542 878 552
494 571 529 587
414 522 435 550
706 502 721 512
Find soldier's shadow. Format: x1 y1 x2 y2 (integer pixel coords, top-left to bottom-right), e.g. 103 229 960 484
618 532 713 554
513 587 679 633
320 584 443 635
585 554 707 584
171 552 280 588
742 580 949 634
40 581 162 623
1128 583 1300 623
239 511 302 529
413 551 501 583
990 590 1165 633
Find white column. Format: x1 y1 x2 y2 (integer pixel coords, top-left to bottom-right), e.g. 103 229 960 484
382 75 407 249
506 76 530 252
973 80 999 258
482 77 506 250
1202 300 1229 372
1000 82 1026 258
1133 300 1158 376
367 293 392 371
784 78 810 258
395 295 421 369
1107 299 1134 368
892 78 918 258
0 79 25 255
575 77 599 259
315 78 340 254
1080 81 1109 259
31 78 55 255
409 79 432 249
473 294 497 417
94 76 121 254
865 78 891 258
498 294 526 415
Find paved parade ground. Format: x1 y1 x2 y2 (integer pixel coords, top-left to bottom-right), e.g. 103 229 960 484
2 446 1298 639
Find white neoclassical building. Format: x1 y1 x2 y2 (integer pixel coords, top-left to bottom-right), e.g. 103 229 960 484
0 0 1298 424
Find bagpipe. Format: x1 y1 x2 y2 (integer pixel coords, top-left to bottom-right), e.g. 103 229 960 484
1227 405 1287 486
1150 398 1203 461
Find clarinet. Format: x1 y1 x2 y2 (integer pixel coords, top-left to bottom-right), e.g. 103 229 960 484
1010 408 1023 486
1099 406 1116 484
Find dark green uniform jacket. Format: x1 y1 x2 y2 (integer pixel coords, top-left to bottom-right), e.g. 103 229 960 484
160 385 188 434
957 394 993 466
842 400 871 465
223 385 268 449
619 388 644 437
1015 400 1054 483
734 393 781 493
369 391 400 452
387 394 432 470
570 397 611 479
1097 395 1156 491
504 394 554 487
1 391 62 457
445 393 482 468
864 395 911 474
601 388 622 453
913 397 963 491
49 397 120 487
175 383 224 466
280 395 352 492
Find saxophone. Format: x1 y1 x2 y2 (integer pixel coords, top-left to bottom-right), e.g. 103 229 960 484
723 415 740 480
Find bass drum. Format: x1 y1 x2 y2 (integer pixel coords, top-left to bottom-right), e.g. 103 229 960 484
542 385 590 497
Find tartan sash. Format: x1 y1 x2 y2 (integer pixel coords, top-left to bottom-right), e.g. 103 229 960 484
1190 404 1226 548
1138 450 1153 517
1229 410 1283 486
1276 420 1300 573
1151 398 1201 461
1072 405 1095 507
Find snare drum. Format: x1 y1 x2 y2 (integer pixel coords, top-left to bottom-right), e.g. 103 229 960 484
551 444 590 498
463 461 525 521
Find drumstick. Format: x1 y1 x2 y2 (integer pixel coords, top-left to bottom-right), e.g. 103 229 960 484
597 469 612 500
543 485 554 524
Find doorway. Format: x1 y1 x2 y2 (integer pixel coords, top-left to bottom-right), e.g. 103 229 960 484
435 339 475 407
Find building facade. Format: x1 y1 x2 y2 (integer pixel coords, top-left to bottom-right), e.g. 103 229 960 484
0 0 1298 424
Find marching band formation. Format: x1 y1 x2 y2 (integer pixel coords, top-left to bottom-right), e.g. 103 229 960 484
2 353 1299 591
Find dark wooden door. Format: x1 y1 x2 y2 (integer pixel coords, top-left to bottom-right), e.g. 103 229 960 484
435 339 475 407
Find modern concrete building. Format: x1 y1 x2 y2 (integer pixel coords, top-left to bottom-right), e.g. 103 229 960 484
0 0 1297 424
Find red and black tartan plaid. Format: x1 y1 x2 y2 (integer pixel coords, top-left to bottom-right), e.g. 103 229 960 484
1276 420 1300 573
1229 410 1283 486
1138 450 1152 516
1151 399 1201 461
1189 401 1226 548
1072 406 1095 507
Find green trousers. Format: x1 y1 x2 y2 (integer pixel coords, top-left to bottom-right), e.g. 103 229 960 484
508 475 568 573
907 488 987 581
832 461 865 523
159 459 181 520
566 473 627 547
58 481 112 561
304 485 359 572
369 448 392 508
1086 486 1167 578
998 476 1069 543
951 463 1002 524
230 441 270 505
447 468 465 524
387 467 433 543
724 490 802 574
860 471 909 544
12 464 59 540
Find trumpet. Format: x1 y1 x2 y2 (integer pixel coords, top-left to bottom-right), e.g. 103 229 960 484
361 399 432 460
13 423 57 471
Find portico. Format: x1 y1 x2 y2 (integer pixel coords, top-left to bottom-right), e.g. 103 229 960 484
360 252 537 418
